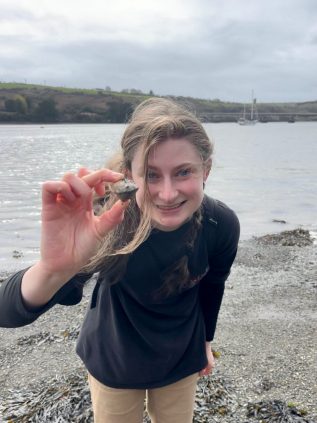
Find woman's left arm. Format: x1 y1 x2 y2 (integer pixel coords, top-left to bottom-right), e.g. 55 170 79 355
199 201 240 374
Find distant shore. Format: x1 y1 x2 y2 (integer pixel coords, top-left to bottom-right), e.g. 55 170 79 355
0 229 316 422
1 83 317 124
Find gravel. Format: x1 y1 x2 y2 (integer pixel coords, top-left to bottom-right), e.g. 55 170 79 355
0 229 316 422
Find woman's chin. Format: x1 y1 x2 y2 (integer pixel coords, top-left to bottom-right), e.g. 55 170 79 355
152 213 190 232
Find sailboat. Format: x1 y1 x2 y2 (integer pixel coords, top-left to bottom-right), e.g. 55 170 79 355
238 91 258 125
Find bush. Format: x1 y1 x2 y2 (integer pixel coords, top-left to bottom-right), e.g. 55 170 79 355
4 95 28 114
35 98 59 122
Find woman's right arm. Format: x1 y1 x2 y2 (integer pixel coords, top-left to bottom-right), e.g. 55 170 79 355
0 268 92 327
0 168 128 325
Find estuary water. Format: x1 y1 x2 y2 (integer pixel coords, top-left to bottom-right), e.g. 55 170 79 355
0 122 316 272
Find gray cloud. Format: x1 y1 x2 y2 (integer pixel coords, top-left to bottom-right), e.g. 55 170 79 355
1 0 317 101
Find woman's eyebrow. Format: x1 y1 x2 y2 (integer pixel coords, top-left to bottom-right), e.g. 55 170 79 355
147 162 197 171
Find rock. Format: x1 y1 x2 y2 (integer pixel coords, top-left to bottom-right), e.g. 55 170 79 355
12 250 23 258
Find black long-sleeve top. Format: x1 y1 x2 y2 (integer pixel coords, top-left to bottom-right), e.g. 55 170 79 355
0 196 240 389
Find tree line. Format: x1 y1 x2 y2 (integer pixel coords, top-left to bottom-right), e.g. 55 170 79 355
0 94 134 123
1 89 317 123
2 95 59 122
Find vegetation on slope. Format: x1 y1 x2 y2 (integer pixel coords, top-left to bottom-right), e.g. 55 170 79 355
0 83 316 123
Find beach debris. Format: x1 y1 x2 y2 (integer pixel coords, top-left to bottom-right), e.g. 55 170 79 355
12 250 23 258
193 373 237 421
0 272 9 283
255 229 313 247
247 399 313 422
110 178 138 201
1 370 316 422
254 377 275 394
0 369 93 422
17 332 59 347
15 326 81 348
60 325 81 340
212 349 221 359
0 370 237 422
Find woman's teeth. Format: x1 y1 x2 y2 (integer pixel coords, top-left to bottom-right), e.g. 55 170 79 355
157 202 184 210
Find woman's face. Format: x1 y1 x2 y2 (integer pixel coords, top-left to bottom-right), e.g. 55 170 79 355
130 138 210 231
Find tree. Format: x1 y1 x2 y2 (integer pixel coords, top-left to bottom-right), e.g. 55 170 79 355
104 100 132 123
4 99 16 112
25 96 32 110
35 98 59 121
4 95 28 114
14 95 28 114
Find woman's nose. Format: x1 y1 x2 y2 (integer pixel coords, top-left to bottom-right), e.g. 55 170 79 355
157 178 178 202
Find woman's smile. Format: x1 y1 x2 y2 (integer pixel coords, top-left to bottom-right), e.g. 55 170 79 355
131 138 210 231
156 200 187 211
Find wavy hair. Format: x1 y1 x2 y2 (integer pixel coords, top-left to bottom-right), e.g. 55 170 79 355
82 98 213 290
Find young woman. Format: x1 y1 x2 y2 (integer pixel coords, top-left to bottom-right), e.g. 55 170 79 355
0 98 240 423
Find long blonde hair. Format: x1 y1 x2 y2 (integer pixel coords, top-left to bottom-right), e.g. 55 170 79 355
83 98 213 283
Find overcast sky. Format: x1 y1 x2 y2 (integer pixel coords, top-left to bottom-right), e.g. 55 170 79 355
1 0 317 102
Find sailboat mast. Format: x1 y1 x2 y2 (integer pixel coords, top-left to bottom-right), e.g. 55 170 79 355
251 89 254 121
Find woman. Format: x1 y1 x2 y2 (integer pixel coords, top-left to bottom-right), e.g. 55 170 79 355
0 98 240 422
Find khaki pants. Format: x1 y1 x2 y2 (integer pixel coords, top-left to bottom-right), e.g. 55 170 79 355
88 372 199 423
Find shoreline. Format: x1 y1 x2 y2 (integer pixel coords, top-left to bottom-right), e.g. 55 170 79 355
0 229 316 422
0 227 316 281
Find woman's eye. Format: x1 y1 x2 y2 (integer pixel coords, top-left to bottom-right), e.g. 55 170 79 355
147 171 160 181
176 168 191 177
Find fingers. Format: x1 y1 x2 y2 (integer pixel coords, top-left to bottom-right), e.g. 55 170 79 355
77 167 91 178
63 173 92 196
42 168 123 208
42 181 77 205
96 200 130 237
78 167 104 196
81 168 124 197
199 364 212 377
42 174 94 209
82 169 123 188
199 347 216 377
199 362 214 376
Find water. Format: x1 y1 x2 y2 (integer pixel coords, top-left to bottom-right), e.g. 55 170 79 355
0 122 316 272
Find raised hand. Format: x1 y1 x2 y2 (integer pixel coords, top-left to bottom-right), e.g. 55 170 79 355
39 168 127 276
21 168 128 308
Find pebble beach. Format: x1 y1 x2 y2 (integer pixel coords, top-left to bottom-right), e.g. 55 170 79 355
0 228 316 422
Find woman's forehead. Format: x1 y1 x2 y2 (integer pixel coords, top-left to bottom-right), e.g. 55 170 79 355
148 138 200 163
131 137 202 175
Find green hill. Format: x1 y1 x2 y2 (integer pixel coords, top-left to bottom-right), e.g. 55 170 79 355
0 83 317 123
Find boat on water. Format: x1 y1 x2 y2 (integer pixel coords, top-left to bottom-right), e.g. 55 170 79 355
238 91 258 125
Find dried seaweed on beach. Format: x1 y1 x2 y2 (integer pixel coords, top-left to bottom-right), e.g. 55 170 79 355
0 370 92 423
0 371 235 422
1 369 316 423
194 374 237 421
247 399 315 423
256 228 313 247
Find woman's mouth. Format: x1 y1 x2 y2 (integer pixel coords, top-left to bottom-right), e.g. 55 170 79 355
156 201 186 210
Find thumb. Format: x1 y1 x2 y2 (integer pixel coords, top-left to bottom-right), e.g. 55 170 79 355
96 200 129 236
